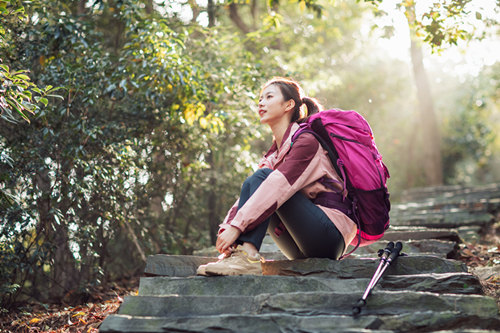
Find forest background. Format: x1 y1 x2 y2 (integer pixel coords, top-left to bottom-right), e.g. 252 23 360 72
1 0 499 311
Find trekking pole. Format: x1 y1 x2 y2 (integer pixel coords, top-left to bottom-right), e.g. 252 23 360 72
365 242 394 293
369 242 403 290
352 241 394 315
352 241 403 316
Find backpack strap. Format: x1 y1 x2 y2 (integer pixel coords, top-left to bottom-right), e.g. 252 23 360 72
313 191 353 217
339 196 362 260
293 120 342 178
294 119 348 198
310 118 343 179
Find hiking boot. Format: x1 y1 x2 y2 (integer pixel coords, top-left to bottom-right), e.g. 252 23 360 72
196 248 264 276
196 252 228 276
196 252 229 276
196 263 207 276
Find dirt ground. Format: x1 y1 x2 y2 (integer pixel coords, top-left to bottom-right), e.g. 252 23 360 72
0 276 140 333
456 222 500 306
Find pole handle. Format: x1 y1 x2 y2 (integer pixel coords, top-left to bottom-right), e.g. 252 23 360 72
387 241 403 263
377 241 394 260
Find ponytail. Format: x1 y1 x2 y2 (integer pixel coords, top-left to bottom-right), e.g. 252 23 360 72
297 96 322 123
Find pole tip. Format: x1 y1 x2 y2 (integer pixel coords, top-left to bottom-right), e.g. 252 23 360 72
352 299 365 316
352 306 361 316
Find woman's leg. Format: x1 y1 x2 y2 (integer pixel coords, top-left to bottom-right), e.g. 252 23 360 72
233 168 273 252
268 215 306 259
269 192 345 260
227 167 344 259
197 168 273 276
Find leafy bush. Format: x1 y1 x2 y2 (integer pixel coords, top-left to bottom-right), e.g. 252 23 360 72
0 0 270 308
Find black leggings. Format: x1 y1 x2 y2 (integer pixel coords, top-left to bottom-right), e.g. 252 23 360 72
236 168 345 260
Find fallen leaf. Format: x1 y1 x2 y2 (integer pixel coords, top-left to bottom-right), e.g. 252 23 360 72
72 311 86 317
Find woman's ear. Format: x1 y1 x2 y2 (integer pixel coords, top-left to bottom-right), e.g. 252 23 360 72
285 99 295 112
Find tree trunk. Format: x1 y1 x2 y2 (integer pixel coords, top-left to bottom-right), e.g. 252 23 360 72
35 168 78 301
188 0 201 23
405 5 443 186
206 151 219 245
51 222 78 299
123 218 147 263
208 0 216 27
251 0 258 30
77 0 86 16
144 0 153 14
409 39 443 186
270 0 282 50
228 3 250 33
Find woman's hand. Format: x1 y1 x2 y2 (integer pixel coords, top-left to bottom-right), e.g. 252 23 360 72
216 226 242 254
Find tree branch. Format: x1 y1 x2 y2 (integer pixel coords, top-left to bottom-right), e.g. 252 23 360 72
123 219 147 263
188 0 201 23
228 3 250 34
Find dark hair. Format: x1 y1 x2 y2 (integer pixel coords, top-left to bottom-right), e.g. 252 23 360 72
263 77 323 123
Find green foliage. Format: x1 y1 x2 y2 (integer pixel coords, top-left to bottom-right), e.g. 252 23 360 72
0 0 62 123
0 0 270 308
0 0 25 23
0 64 61 122
363 0 498 51
442 62 499 184
410 0 474 49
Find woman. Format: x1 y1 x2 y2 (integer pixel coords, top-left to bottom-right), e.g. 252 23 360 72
197 77 358 276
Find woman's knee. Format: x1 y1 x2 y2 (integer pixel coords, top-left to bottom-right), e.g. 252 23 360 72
243 168 273 188
251 168 273 179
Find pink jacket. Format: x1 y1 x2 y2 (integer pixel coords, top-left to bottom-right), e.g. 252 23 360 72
219 122 358 253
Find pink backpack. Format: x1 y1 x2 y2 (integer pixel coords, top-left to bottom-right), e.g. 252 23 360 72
292 109 391 253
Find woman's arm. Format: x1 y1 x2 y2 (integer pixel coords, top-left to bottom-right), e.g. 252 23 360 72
216 226 241 254
226 133 326 233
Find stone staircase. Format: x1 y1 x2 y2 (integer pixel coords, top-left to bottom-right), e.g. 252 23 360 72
100 184 500 332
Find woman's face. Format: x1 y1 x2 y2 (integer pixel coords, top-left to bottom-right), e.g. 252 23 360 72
258 84 293 125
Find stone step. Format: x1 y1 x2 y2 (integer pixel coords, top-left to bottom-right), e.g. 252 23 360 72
389 210 493 228
399 183 500 202
457 225 483 243
98 313 390 333
261 256 467 278
380 273 484 294
350 252 453 259
391 197 500 215
266 236 458 258
115 292 498 318
144 255 215 277
350 239 457 258
390 204 493 216
192 248 287 260
137 272 483 296
263 227 463 254
196 228 463 260
143 255 467 278
138 275 368 296
381 226 461 242
100 312 500 333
